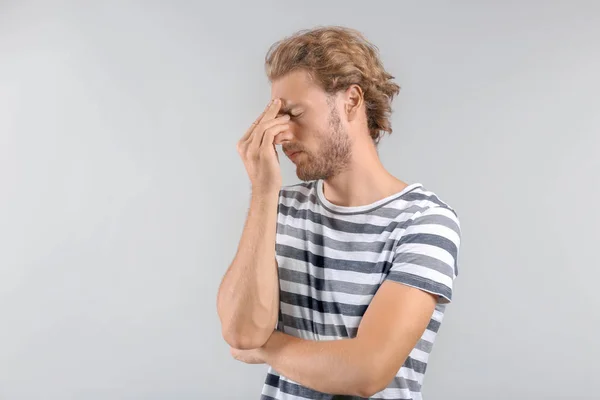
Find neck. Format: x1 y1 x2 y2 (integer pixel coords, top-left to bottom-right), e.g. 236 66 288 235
321 135 408 207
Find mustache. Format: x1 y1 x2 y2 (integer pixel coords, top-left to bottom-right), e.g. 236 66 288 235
283 146 304 154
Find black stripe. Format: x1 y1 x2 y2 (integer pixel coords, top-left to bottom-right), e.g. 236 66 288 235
386 376 422 392
427 318 441 333
281 313 356 338
404 356 428 374
276 244 392 274
264 372 280 388
265 373 366 399
280 291 368 317
281 306 436 337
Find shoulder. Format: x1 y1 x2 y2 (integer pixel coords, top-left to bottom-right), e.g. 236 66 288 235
277 181 318 207
394 183 460 228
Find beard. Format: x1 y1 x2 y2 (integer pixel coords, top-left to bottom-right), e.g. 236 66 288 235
295 105 352 182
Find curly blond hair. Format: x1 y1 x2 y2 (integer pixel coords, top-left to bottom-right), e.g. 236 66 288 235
264 26 401 144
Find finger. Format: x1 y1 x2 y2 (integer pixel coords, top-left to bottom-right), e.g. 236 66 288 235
273 131 294 145
260 124 290 149
260 98 283 124
240 99 274 142
247 115 290 152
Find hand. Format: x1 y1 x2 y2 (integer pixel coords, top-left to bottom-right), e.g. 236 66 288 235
237 98 291 195
230 346 266 364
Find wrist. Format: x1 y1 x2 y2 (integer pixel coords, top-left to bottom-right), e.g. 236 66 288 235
251 187 280 203
260 330 284 364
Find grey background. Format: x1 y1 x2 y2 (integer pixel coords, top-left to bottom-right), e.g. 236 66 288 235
1 1 599 399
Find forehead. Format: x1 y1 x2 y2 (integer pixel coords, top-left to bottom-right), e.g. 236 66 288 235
270 69 325 107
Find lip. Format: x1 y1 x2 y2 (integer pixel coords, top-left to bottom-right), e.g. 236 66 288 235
287 151 302 159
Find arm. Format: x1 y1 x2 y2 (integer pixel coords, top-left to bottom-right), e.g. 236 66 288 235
257 282 437 397
217 98 292 350
217 191 280 350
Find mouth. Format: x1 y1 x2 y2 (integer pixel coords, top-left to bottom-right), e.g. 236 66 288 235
286 151 303 161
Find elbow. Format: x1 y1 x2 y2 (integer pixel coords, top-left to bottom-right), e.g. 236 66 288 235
355 382 386 399
354 379 387 398
221 324 272 350
353 364 395 398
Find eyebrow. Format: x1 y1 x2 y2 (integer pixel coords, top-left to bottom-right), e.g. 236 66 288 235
279 102 302 114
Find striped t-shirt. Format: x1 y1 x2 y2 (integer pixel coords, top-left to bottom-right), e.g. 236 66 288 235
261 179 461 400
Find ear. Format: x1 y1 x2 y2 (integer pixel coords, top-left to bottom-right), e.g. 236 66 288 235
343 84 364 122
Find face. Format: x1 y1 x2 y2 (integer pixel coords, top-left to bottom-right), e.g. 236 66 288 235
271 69 352 181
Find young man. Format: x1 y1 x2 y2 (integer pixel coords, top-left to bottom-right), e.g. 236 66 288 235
216 26 461 400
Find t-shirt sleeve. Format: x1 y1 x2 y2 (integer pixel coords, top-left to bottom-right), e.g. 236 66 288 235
385 206 461 304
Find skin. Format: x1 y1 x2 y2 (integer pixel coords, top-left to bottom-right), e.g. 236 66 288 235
225 69 438 397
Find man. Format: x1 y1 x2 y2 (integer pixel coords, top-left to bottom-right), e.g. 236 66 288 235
216 26 461 400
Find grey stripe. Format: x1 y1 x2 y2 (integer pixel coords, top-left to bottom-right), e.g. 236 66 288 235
281 188 317 206
403 191 450 208
412 213 460 235
387 376 422 392
427 318 441 333
386 271 452 302
415 338 434 353
276 244 391 274
398 232 458 262
392 252 455 277
279 268 380 296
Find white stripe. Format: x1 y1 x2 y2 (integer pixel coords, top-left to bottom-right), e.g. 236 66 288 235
432 309 444 322
261 380 311 400
283 326 317 340
422 329 437 343
372 387 412 399
409 347 430 363
399 366 424 384
280 280 374 306
391 262 454 288
395 241 456 272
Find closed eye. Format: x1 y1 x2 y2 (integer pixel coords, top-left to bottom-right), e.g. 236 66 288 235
279 110 302 119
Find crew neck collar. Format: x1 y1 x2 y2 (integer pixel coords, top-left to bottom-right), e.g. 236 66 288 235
315 179 423 215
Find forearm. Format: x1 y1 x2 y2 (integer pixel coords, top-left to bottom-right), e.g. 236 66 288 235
217 190 280 348
261 331 378 397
